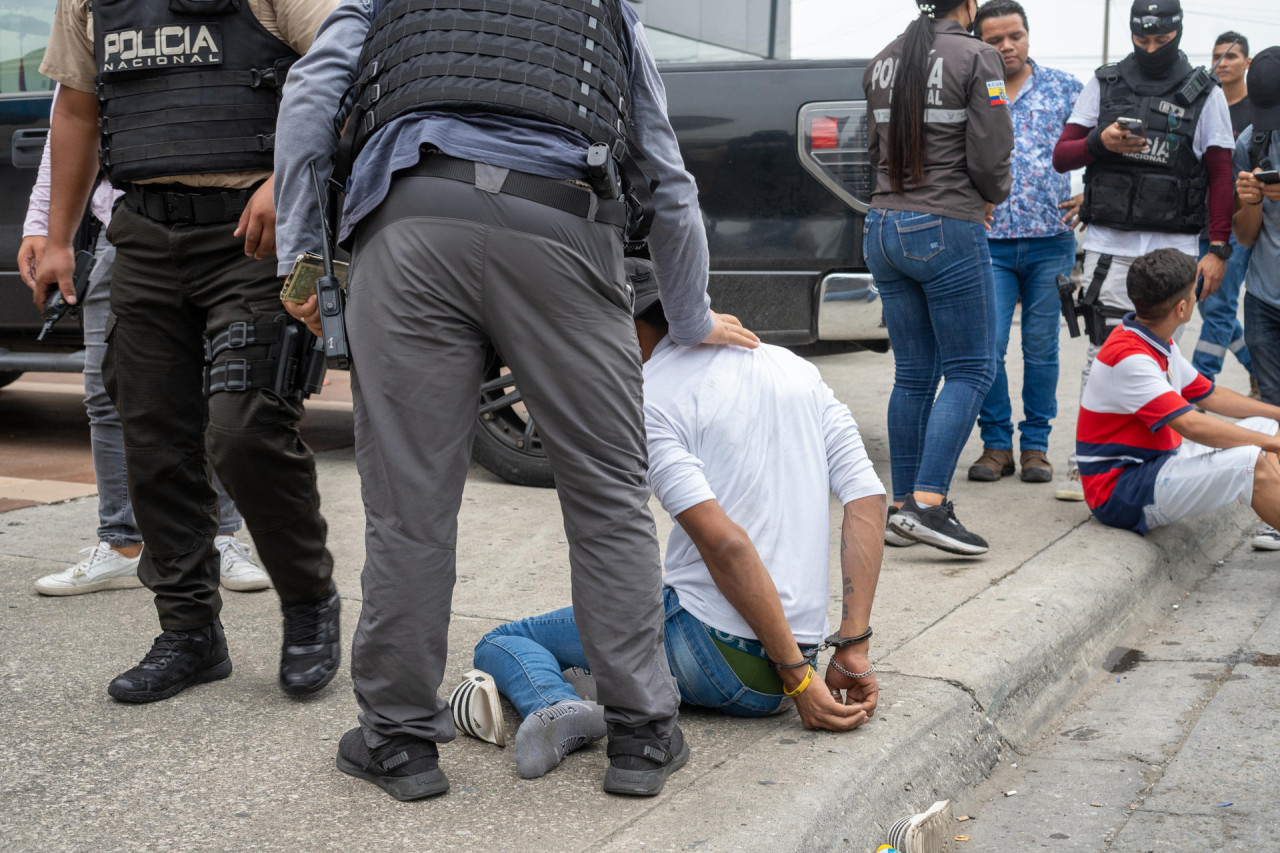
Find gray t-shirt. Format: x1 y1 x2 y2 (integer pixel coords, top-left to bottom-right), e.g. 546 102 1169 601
273 0 713 346
1235 128 1280 310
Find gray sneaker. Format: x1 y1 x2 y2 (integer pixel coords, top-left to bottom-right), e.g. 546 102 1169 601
886 799 955 853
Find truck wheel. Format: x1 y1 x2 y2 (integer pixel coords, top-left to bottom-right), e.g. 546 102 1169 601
0 371 23 389
471 359 555 488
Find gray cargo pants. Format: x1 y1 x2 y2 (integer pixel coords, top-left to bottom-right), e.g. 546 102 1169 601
346 171 680 748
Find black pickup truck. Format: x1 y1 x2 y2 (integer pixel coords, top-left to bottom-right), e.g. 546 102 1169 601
1 53 882 484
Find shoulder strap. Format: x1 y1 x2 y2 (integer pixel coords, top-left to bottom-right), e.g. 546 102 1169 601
1252 130 1274 171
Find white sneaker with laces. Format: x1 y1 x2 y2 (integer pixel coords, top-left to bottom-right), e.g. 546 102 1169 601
1252 526 1280 551
215 535 270 591
35 541 143 596
1055 468 1086 502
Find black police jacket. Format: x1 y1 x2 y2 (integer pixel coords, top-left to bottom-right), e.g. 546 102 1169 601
1081 53 1216 235
93 0 298 185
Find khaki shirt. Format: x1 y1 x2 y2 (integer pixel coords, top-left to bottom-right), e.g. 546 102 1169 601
40 0 336 188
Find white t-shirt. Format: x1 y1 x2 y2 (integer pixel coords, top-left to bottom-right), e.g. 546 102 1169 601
1068 77 1235 257
643 339 886 644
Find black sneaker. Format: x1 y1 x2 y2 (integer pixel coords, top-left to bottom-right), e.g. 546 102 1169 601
336 727 450 801
107 620 232 703
889 496 989 556
602 722 689 797
885 507 918 548
279 586 341 696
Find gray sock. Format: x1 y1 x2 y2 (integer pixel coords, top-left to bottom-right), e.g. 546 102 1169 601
561 666 598 702
514 699 607 779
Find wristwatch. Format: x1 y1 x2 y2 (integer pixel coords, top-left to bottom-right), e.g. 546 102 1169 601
1207 242 1234 261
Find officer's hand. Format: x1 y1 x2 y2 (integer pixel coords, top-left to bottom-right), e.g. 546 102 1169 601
32 243 76 309
235 175 277 260
283 292 323 337
1059 194 1085 230
1101 122 1149 154
701 312 760 349
1237 171 1264 206
18 235 47 291
1197 252 1226 301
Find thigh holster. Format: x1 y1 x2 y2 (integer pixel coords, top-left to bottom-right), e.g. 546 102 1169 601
204 318 326 400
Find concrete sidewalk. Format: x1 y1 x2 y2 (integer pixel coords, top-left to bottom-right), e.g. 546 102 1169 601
0 316 1263 852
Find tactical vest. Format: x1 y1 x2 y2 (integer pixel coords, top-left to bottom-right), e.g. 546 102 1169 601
345 0 632 170
1080 54 1215 235
93 0 298 185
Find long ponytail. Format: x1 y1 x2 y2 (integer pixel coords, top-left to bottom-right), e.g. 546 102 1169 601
887 1 967 193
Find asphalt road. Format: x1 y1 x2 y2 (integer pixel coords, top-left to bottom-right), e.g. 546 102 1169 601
958 538 1280 851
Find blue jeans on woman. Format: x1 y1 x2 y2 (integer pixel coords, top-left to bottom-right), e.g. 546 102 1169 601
863 209 997 500
977 233 1076 453
1194 236 1253 379
474 587 787 720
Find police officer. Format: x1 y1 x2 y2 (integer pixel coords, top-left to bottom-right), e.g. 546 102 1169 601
1051 0 1236 500
274 0 757 800
34 0 342 703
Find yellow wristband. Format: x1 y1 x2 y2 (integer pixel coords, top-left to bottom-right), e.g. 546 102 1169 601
783 665 815 697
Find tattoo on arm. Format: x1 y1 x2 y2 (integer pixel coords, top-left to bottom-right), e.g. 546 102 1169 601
842 575 854 620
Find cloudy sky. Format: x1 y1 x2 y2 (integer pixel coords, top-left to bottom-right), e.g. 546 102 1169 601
791 0 1280 81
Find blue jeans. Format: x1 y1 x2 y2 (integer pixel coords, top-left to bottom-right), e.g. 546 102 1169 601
1245 292 1280 406
977 234 1075 453
1194 237 1253 379
863 209 997 500
84 232 241 546
474 587 786 720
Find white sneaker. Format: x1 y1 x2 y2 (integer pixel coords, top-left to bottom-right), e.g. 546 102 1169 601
886 799 955 853
35 541 143 596
215 535 270 591
1252 526 1280 551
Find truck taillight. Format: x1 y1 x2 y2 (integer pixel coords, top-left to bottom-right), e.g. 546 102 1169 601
798 102 872 212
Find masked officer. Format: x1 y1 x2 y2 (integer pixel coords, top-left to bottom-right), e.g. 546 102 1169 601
1050 0 1236 500
34 0 342 703
273 0 758 801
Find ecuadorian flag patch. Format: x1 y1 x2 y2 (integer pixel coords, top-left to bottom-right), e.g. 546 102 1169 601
987 79 1008 106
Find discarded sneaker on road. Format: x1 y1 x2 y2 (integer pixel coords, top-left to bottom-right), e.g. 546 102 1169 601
449 669 507 747
515 698 606 779
885 799 956 853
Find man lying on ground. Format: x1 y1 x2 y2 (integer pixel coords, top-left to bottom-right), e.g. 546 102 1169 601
456 260 887 779
1078 248 1280 543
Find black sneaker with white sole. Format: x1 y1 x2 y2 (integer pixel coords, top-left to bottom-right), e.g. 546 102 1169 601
336 727 450 801
885 506 918 548
890 496 989 556
602 722 688 796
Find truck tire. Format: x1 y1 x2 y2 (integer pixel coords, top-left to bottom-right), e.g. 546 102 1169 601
0 371 23 389
471 358 554 488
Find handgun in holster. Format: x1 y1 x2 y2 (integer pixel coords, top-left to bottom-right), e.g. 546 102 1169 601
1058 254 1128 346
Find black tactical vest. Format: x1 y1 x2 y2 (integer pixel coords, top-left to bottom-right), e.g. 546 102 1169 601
1081 54 1215 235
93 0 298 185
345 0 632 168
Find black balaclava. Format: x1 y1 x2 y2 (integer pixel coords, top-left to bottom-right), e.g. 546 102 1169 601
1130 0 1184 76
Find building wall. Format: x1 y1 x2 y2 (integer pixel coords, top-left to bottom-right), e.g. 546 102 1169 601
632 0 790 59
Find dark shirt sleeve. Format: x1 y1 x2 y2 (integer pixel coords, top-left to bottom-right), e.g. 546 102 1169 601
1054 122 1095 172
965 47 1013 205
1204 146 1234 243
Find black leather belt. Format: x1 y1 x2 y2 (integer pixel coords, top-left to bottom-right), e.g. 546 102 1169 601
123 183 259 225
403 153 627 229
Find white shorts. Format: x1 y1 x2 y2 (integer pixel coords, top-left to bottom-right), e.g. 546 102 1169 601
1143 417 1279 530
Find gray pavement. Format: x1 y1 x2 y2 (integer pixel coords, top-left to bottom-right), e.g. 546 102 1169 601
958 538 1280 851
0 313 1266 852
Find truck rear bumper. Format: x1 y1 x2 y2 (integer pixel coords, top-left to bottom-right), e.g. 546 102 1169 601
816 273 887 342
0 349 86 373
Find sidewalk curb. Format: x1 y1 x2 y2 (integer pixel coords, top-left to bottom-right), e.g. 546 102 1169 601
593 503 1254 852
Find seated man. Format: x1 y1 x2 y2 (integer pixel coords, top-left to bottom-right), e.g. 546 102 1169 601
1078 249 1280 537
462 260 887 783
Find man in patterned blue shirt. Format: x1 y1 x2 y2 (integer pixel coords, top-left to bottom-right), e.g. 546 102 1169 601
967 0 1084 485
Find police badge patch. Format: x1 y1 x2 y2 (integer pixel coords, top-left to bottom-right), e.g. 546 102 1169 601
99 24 223 72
